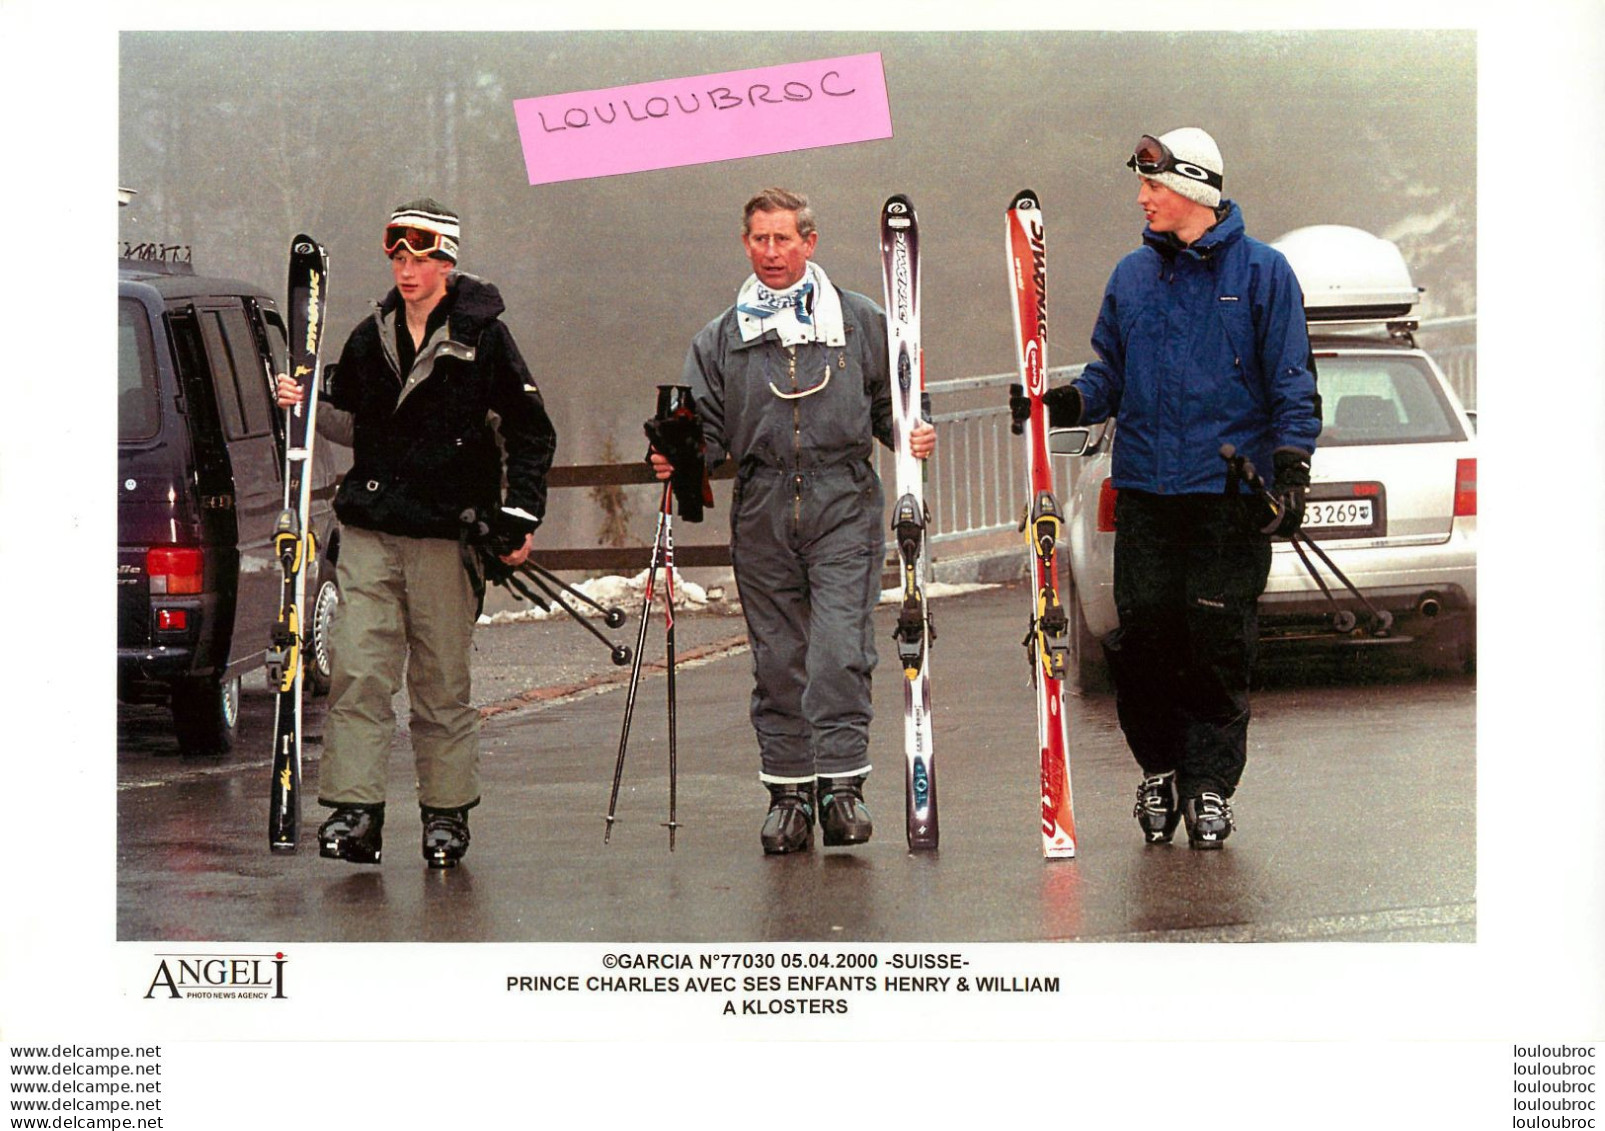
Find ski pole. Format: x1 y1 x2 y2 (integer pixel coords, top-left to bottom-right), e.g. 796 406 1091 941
521 558 630 628
605 481 672 843
515 564 633 665
1284 520 1394 635
459 506 633 663
501 568 551 610
659 488 682 851
1219 444 1393 636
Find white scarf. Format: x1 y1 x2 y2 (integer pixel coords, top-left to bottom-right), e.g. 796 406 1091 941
735 261 845 347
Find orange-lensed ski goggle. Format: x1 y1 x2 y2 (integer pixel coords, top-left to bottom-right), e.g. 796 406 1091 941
383 225 456 259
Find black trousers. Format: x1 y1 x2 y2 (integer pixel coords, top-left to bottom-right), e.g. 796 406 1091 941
1102 490 1272 800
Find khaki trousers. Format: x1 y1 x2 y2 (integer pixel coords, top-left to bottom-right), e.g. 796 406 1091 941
317 525 481 810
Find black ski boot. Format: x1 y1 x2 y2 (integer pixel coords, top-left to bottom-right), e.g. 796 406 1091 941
1133 771 1180 844
1183 792 1234 850
818 774 873 847
421 805 471 869
760 782 816 855
318 803 384 865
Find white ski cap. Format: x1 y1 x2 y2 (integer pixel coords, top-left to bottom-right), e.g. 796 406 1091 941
1135 127 1224 209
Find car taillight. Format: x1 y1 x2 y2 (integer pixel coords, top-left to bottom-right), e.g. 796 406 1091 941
1454 458 1477 517
148 547 204 595
156 609 189 631
1097 479 1118 532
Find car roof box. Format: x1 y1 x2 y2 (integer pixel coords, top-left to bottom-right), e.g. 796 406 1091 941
1271 225 1421 322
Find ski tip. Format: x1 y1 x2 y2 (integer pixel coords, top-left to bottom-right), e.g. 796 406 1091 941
882 195 916 235
1009 189 1040 212
290 235 329 267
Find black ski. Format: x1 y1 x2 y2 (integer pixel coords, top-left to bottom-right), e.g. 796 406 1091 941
268 235 329 853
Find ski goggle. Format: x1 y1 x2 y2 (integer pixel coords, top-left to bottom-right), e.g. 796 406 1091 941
1126 134 1223 190
383 225 458 260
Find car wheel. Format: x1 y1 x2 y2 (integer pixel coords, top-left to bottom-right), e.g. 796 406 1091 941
307 569 340 697
171 674 240 756
1067 572 1112 694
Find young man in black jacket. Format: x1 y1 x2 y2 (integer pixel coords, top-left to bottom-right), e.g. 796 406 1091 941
277 199 557 867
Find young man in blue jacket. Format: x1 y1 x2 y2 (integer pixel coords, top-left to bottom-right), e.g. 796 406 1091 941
1016 128 1320 848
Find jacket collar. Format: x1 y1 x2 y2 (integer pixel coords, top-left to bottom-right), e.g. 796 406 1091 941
1143 199 1244 262
376 272 506 339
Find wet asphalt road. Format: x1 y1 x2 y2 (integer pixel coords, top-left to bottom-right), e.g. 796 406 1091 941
116 582 1475 944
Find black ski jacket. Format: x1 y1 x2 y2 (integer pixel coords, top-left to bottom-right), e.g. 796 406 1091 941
326 273 557 541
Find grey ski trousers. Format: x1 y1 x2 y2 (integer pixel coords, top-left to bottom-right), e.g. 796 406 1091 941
318 525 482 810
730 461 884 783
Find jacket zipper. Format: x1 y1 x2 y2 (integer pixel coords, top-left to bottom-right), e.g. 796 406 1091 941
788 346 802 530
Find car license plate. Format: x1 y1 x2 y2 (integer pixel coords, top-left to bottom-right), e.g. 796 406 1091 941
1299 482 1385 538
1303 499 1374 529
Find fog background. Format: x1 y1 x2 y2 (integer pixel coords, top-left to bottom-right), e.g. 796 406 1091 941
119 30 1475 552
1 5 1593 1107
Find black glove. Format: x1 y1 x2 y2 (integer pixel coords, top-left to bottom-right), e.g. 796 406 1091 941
643 412 711 523
458 507 538 617
1268 448 1312 537
1008 383 1082 433
462 506 537 564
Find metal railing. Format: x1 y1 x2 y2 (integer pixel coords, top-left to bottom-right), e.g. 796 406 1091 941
545 315 1476 572
876 315 1477 562
871 364 1085 557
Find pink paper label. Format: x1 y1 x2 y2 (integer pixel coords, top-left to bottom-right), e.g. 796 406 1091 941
513 53 892 185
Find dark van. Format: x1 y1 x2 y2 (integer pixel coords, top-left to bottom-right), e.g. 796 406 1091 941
118 253 345 754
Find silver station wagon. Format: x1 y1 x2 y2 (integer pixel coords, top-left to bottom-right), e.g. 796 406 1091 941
1055 224 1477 690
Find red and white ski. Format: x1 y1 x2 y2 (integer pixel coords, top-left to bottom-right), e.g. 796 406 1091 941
881 193 937 850
1005 190 1077 859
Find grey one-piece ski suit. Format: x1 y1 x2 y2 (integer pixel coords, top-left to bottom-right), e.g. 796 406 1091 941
681 283 894 784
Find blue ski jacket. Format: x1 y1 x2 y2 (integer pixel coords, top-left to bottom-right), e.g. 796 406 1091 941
1071 202 1320 495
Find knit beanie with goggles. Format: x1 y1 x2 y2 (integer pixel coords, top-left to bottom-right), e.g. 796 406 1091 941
384 198 461 264
1128 127 1224 209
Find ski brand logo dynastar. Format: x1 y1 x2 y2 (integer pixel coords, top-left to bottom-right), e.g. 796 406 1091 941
303 272 322 353
892 241 912 321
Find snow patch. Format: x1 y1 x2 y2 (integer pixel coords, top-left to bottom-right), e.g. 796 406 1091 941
478 567 716 626
478 570 997 625
878 580 998 604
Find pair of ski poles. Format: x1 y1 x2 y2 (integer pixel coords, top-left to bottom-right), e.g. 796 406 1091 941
605 479 682 850
460 507 636 665
604 382 710 851
1220 443 1394 636
495 557 634 666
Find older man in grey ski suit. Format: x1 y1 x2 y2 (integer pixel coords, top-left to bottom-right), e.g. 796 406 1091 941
653 187 934 855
